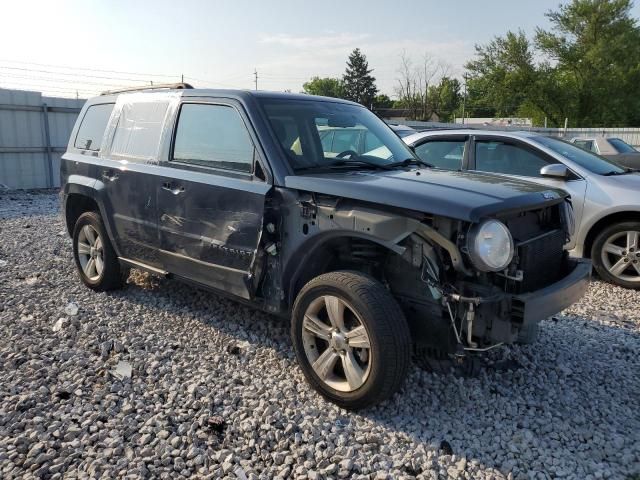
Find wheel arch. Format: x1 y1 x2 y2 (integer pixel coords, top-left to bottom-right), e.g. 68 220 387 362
583 210 640 258
64 188 102 236
283 231 406 308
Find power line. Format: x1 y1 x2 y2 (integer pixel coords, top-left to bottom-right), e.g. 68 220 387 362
0 70 141 88
0 64 179 83
0 58 179 78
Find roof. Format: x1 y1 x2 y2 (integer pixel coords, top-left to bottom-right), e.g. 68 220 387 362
94 87 361 107
403 128 539 144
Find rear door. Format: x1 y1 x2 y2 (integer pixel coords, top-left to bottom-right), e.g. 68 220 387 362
97 94 171 266
157 99 270 299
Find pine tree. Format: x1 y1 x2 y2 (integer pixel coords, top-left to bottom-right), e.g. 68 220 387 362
342 48 378 108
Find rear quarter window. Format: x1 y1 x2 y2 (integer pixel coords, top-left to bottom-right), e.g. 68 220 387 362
111 100 170 161
74 103 114 151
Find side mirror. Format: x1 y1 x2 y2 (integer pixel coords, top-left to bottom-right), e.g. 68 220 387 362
540 164 569 179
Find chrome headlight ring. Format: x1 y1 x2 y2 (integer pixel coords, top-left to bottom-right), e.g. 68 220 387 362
467 219 514 272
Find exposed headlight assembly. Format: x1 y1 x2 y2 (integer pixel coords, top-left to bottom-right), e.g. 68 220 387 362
467 219 514 272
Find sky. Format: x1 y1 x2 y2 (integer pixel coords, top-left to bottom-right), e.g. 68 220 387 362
1 0 639 98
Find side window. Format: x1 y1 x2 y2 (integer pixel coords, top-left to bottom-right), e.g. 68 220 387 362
475 140 551 177
111 101 169 161
74 103 114 151
364 131 384 153
320 130 334 152
332 130 361 154
574 140 594 152
173 103 254 173
414 140 465 170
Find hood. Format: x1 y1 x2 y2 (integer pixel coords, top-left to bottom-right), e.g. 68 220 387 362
285 169 566 222
611 153 640 170
597 170 640 190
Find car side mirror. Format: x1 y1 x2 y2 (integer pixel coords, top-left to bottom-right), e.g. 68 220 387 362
540 164 569 179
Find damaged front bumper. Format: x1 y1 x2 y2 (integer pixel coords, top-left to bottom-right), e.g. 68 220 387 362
454 257 592 346
511 257 591 326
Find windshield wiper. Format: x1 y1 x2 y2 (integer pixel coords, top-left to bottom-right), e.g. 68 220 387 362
603 167 638 176
296 159 393 173
386 158 434 169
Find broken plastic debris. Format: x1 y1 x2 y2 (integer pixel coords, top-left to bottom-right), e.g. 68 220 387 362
52 318 68 332
206 415 226 433
0 260 7 267
64 302 79 316
111 361 132 380
25 277 39 286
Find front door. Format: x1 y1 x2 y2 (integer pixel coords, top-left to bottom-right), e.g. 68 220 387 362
157 101 270 299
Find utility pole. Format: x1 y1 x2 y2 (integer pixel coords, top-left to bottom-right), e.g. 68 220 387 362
181 74 184 83
254 69 258 90
461 74 467 125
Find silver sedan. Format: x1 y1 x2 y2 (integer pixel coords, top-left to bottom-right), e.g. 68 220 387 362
403 129 640 289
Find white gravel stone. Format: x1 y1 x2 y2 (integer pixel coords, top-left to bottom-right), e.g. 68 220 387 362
0 190 639 479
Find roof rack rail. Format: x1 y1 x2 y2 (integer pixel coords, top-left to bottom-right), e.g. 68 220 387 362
100 82 194 96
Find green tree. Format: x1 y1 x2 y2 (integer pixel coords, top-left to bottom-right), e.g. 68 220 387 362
535 0 640 126
302 77 344 98
373 94 394 109
342 48 378 107
428 77 462 122
465 0 640 127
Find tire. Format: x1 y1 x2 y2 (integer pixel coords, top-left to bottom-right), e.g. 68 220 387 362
291 271 411 410
72 211 127 291
516 322 540 345
591 221 640 290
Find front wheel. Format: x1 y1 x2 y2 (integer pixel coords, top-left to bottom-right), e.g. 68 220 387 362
291 271 411 409
592 222 640 289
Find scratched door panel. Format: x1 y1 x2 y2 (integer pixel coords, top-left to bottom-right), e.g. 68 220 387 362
97 158 161 266
157 166 269 299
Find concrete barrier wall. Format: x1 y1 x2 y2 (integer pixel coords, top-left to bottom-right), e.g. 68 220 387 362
0 88 84 189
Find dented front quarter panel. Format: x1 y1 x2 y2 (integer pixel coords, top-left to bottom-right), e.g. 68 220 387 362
274 187 432 307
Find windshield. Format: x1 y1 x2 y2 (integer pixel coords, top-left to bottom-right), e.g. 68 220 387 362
608 138 638 153
395 129 416 138
533 136 626 175
259 98 415 171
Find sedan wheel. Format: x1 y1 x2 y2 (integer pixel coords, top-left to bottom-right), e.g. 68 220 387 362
592 222 640 289
601 231 640 282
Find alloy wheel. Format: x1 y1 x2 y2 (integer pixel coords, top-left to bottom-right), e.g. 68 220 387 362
301 295 372 392
77 225 104 281
601 230 640 283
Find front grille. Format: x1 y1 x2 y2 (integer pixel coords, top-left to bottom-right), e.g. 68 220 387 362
517 229 565 293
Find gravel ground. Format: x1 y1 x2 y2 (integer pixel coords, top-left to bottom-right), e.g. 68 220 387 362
0 190 639 480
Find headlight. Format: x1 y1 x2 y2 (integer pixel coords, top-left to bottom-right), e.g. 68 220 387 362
467 219 514 272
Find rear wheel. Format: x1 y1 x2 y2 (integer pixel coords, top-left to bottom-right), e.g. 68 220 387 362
291 271 411 409
72 211 127 291
592 222 640 289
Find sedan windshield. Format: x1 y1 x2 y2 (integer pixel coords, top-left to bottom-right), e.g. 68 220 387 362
533 136 626 175
608 138 638 153
258 98 416 171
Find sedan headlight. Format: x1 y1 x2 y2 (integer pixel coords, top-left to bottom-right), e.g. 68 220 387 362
467 219 514 272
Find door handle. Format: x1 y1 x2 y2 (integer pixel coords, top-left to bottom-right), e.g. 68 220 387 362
102 170 119 181
162 181 185 195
